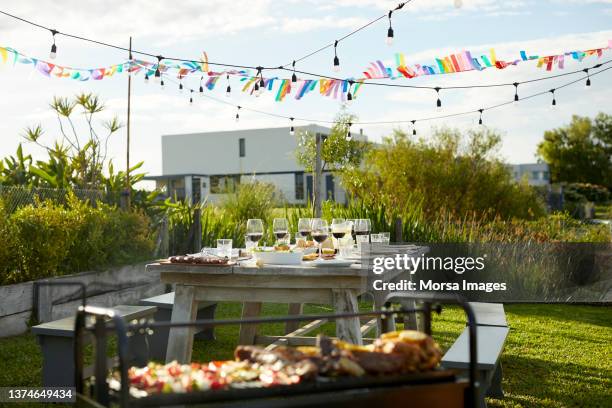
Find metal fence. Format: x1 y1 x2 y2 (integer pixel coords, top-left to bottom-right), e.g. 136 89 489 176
0 184 106 213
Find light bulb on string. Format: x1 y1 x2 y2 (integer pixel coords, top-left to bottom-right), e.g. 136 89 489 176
346 122 352 140
386 11 394 46
199 76 204 94
583 68 591 88
144 72 149 84
333 40 340 72
160 76 165 88
346 80 354 104
226 74 231 97
189 90 194 105
154 56 163 83
49 29 58 59
291 61 297 83
179 76 184 93
513 82 519 107
235 106 241 123
411 120 416 136
289 118 295 136
478 109 484 126
550 89 557 110
254 82 260 97
435 87 442 112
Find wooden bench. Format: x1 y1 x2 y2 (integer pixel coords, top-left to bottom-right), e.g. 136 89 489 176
139 292 217 361
441 302 509 408
32 305 157 387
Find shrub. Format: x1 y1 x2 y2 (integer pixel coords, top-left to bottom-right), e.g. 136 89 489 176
0 195 155 285
0 200 17 282
9 201 79 283
341 127 546 221
220 180 278 223
564 183 611 203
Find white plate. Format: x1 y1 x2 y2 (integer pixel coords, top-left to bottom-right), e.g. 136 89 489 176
253 251 303 265
308 258 355 267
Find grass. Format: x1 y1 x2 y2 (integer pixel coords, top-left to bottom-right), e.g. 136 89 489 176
0 303 610 408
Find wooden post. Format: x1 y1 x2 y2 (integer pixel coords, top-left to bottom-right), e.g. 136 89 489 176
193 208 202 253
313 133 322 217
394 217 403 243
125 36 133 210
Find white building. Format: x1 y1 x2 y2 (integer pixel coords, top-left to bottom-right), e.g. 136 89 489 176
145 124 363 204
509 163 550 186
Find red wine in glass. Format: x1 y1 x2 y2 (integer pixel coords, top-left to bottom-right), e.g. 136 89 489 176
247 233 263 242
332 231 346 239
274 231 288 240
312 233 328 243
298 230 311 239
354 230 368 236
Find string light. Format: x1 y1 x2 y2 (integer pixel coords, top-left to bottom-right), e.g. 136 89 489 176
49 29 58 59
144 72 149 83
478 109 484 125
513 82 519 103
346 122 352 140
154 55 163 82
199 76 204 93
160 76 165 88
189 89 194 104
411 120 416 136
289 117 295 136
347 80 354 103
333 40 340 72
583 68 591 87
386 11 394 46
226 74 231 97
550 89 557 109
435 87 442 111
235 106 241 122
291 60 297 83
179 75 184 93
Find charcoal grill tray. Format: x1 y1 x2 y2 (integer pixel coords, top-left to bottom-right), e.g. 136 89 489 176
120 369 457 407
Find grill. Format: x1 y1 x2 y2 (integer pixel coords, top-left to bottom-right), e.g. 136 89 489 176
74 294 479 408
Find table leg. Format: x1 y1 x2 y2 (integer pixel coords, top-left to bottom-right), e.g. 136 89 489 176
166 285 198 363
332 289 362 345
373 292 395 336
285 303 304 334
239 302 263 345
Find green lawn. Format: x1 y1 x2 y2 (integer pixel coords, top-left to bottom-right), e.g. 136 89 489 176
0 303 610 408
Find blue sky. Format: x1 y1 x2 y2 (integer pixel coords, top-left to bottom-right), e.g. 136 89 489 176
0 0 611 181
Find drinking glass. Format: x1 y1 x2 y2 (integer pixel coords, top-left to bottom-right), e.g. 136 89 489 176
216 239 233 258
244 235 257 253
297 218 312 241
246 219 264 248
311 218 329 260
354 219 370 244
381 232 391 245
348 219 357 243
273 218 289 244
331 218 346 248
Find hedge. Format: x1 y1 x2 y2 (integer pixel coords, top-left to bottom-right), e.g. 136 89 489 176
0 194 155 285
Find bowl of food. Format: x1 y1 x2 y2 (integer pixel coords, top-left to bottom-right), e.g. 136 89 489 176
252 247 303 265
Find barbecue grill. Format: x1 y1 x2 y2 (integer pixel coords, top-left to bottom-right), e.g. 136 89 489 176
74 294 479 408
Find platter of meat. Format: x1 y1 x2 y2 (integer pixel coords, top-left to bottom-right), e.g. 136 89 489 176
161 255 234 266
108 329 449 403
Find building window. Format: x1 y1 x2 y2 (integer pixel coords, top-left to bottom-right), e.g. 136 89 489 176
239 138 245 157
543 171 549 181
210 175 240 194
531 171 538 180
295 173 304 200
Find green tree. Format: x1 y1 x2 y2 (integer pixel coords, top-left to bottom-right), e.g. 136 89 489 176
295 112 368 173
341 126 545 220
537 113 612 189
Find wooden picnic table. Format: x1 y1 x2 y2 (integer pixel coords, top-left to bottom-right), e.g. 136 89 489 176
146 244 426 364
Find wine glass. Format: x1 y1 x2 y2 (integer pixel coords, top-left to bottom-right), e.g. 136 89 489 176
311 218 329 260
348 219 357 242
331 218 346 247
354 219 370 246
297 218 312 241
246 219 264 248
273 218 289 244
